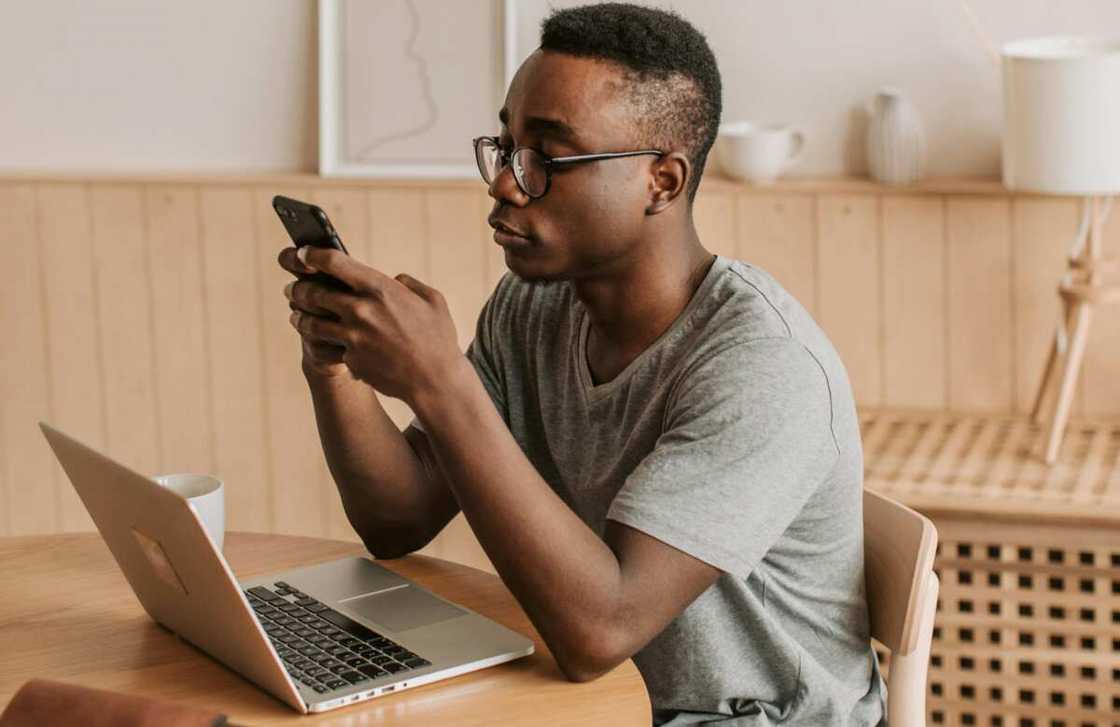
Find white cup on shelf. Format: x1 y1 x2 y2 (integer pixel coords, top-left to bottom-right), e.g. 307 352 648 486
716 121 805 184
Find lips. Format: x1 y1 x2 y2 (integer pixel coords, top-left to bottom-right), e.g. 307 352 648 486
488 217 532 240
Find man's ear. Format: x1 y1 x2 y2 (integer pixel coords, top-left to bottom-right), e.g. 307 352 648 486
646 152 690 215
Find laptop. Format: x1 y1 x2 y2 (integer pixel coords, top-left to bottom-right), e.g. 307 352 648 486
39 422 534 714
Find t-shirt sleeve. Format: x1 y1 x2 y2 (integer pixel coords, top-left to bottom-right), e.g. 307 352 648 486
409 274 510 433
605 337 840 577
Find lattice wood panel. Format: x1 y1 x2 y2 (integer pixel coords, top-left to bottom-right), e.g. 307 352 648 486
863 409 1120 727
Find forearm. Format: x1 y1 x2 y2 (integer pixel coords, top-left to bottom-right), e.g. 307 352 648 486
411 359 629 680
304 365 447 555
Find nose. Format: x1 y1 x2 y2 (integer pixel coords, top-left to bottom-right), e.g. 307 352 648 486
488 159 530 207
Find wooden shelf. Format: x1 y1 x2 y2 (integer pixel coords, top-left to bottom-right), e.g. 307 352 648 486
0 169 1014 196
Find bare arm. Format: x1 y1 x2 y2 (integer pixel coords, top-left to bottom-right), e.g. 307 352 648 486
279 245 458 557
304 368 459 558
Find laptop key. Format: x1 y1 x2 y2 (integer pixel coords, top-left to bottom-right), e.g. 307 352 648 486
344 656 368 667
295 597 319 607
325 679 349 690
247 586 283 602
340 671 371 684
311 684 329 693
357 664 389 679
328 646 351 657
329 665 352 675
383 662 409 674
403 657 431 668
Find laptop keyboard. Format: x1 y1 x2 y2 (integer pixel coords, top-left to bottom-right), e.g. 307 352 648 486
244 582 432 695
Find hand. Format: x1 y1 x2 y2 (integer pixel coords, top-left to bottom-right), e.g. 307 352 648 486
277 247 350 378
282 246 465 404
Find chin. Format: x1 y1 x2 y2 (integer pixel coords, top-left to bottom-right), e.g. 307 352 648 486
503 248 567 287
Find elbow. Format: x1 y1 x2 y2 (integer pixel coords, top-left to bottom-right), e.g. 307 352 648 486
552 625 630 683
359 525 425 560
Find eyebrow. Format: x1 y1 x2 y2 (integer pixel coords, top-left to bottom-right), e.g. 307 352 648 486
498 107 580 144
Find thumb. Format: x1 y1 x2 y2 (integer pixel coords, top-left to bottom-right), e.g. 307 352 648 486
394 273 440 303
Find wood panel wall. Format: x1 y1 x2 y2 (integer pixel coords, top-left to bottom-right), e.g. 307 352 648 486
2 174 1118 574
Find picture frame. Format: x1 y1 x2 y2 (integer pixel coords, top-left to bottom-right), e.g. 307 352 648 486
318 0 517 178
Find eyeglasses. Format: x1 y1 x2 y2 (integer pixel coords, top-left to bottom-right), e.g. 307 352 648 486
472 135 664 199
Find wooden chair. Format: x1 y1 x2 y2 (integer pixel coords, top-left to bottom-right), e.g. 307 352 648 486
864 488 940 727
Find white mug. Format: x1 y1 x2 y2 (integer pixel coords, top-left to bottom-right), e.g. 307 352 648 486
153 473 225 552
717 121 805 184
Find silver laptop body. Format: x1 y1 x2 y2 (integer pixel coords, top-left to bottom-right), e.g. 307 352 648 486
40 422 534 714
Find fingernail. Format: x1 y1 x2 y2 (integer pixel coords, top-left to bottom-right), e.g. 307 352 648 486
296 246 314 269
283 280 295 299
289 310 299 327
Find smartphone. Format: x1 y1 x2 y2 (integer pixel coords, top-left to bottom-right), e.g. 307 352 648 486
271 195 351 291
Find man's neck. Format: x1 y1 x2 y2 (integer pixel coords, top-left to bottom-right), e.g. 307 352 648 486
570 227 715 383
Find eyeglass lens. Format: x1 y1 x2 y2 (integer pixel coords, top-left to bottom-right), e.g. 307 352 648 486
475 139 548 198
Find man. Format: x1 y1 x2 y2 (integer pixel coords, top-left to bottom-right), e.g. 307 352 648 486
278 3 885 724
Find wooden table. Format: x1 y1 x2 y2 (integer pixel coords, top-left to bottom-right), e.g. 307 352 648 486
0 533 651 725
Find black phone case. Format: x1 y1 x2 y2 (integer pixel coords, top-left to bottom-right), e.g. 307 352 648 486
271 195 351 291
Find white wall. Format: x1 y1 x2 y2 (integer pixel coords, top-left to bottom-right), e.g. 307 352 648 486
3 1 1119 176
0 0 317 172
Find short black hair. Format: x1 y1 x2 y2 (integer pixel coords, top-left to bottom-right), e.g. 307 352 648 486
539 2 722 206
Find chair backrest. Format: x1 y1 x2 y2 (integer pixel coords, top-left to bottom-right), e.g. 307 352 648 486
864 488 940 727
863 487 938 655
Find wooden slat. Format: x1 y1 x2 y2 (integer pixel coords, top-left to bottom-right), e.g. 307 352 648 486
198 186 271 533
1071 427 1111 503
1012 198 1084 416
37 183 102 533
816 194 882 406
253 185 328 538
89 185 161 476
980 418 1033 497
735 193 816 316
0 185 55 535
946 197 1014 412
881 196 946 408
693 189 737 259
144 185 213 476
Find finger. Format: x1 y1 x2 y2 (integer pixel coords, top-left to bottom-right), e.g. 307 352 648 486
284 279 353 318
394 273 442 305
298 246 400 295
290 309 352 348
278 247 315 275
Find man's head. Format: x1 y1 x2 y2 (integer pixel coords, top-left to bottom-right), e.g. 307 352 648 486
487 2 722 284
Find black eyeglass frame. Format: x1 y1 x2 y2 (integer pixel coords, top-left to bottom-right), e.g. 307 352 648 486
472 135 664 199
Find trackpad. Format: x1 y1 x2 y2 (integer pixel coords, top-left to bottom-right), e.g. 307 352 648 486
345 586 466 633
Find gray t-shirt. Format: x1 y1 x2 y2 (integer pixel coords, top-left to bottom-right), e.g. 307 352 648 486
416 254 886 725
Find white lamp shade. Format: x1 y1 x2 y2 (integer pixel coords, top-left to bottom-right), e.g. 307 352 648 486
1001 36 1120 196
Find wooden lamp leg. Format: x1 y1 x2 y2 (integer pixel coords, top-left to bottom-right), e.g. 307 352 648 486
1029 294 1071 425
1037 196 1110 464
1042 298 1092 463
